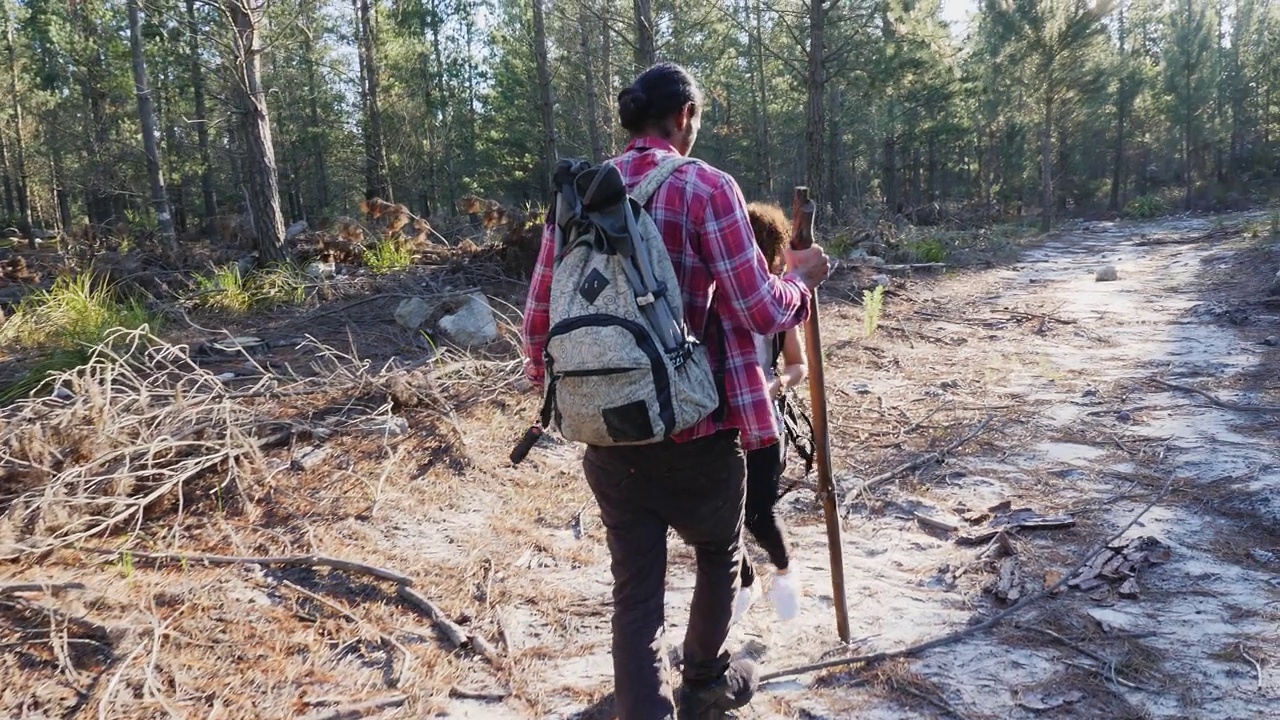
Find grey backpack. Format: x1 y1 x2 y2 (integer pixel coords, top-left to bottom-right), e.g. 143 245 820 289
531 155 723 448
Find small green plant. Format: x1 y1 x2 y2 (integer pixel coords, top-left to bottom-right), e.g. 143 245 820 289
1125 195 1165 219
117 551 135 579
1270 211 1280 242
253 264 309 307
194 263 254 313
910 236 948 263
365 237 414 273
0 273 157 350
192 263 309 313
862 284 885 337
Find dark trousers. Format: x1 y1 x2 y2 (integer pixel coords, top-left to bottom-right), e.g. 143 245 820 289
582 430 746 720
739 443 790 589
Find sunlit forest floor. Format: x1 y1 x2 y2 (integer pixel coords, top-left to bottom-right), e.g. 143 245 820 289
2 211 1278 719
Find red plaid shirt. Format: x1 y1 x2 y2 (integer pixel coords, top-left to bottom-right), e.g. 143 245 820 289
521 137 812 450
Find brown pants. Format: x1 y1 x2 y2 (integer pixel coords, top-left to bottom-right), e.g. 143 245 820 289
583 430 747 720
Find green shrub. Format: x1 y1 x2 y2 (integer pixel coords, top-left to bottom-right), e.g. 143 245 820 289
0 273 160 403
365 238 414 273
0 273 157 350
1125 195 1165 219
192 263 309 314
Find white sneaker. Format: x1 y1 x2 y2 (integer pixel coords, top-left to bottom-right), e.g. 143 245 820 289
730 584 756 626
768 572 800 621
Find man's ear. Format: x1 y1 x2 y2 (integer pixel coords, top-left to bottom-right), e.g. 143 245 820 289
673 102 695 131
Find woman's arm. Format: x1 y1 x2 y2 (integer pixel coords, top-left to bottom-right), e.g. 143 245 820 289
771 327 808 396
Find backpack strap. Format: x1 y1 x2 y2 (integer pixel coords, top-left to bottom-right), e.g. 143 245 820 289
633 156 698 206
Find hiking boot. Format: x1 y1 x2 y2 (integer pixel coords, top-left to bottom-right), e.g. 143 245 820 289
677 658 759 720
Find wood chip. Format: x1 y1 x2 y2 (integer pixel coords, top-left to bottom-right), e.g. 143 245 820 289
291 446 330 472
1118 578 1141 599
914 512 961 533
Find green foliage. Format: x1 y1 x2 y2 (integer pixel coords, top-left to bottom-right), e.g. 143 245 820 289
192 263 309 314
1126 195 1165 219
908 236 948 264
862 285 886 338
0 273 160 403
0 273 158 351
364 238 415 274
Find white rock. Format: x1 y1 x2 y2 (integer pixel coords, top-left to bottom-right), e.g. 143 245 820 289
438 293 499 347
394 297 431 331
1095 265 1119 282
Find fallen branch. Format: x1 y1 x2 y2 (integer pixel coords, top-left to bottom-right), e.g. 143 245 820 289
1023 626 1154 691
844 416 994 506
1152 379 1280 413
762 473 1175 683
0 581 87 596
305 694 408 720
79 548 413 586
397 585 501 664
1060 659 1156 692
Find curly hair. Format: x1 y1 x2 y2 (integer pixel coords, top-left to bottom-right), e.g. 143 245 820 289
747 202 790 272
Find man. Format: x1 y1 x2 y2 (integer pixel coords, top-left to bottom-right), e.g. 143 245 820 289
522 62 831 720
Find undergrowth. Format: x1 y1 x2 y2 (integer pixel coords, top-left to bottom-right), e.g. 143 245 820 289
191 263 308 313
0 273 160 403
365 237 415 273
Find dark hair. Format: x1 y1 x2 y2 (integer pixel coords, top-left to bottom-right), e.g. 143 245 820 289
747 202 789 270
618 62 702 135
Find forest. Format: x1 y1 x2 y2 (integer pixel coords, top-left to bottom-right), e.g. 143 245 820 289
0 0 1278 260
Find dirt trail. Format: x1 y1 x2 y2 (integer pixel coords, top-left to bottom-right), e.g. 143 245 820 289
533 215 1280 719
3 216 1277 720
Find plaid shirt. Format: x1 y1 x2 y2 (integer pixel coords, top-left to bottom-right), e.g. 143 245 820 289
521 136 811 450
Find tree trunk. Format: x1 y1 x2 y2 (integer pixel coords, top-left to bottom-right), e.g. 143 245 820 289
580 5 604 162
129 0 177 251
51 150 71 232
228 0 287 263
0 126 14 218
633 0 655 70
2 5 32 241
752 0 773 197
601 2 615 154
1110 95 1127 211
303 28 330 212
1040 89 1053 232
533 0 559 190
357 0 391 202
186 0 217 227
805 0 826 207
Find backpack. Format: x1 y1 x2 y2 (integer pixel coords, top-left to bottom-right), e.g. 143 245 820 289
531 155 724 447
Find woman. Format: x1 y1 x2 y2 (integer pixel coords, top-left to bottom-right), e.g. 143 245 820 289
733 202 807 625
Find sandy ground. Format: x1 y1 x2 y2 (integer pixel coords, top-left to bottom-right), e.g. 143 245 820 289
2 214 1277 719
538 215 1280 719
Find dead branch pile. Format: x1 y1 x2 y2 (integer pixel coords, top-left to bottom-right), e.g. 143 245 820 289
0 326 480 558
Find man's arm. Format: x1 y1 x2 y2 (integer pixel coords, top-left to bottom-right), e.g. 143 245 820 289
521 221 557 385
698 173 811 335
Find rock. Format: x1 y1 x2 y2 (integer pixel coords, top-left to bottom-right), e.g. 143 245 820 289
1095 264 1119 282
871 274 891 287
1264 336 1279 347
394 297 431 331
437 293 499 347
304 260 335 279
285 220 309 241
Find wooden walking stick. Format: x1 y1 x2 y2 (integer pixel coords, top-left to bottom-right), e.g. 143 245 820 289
790 187 851 643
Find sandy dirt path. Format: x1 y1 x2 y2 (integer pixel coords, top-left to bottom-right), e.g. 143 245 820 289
532 215 1280 719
